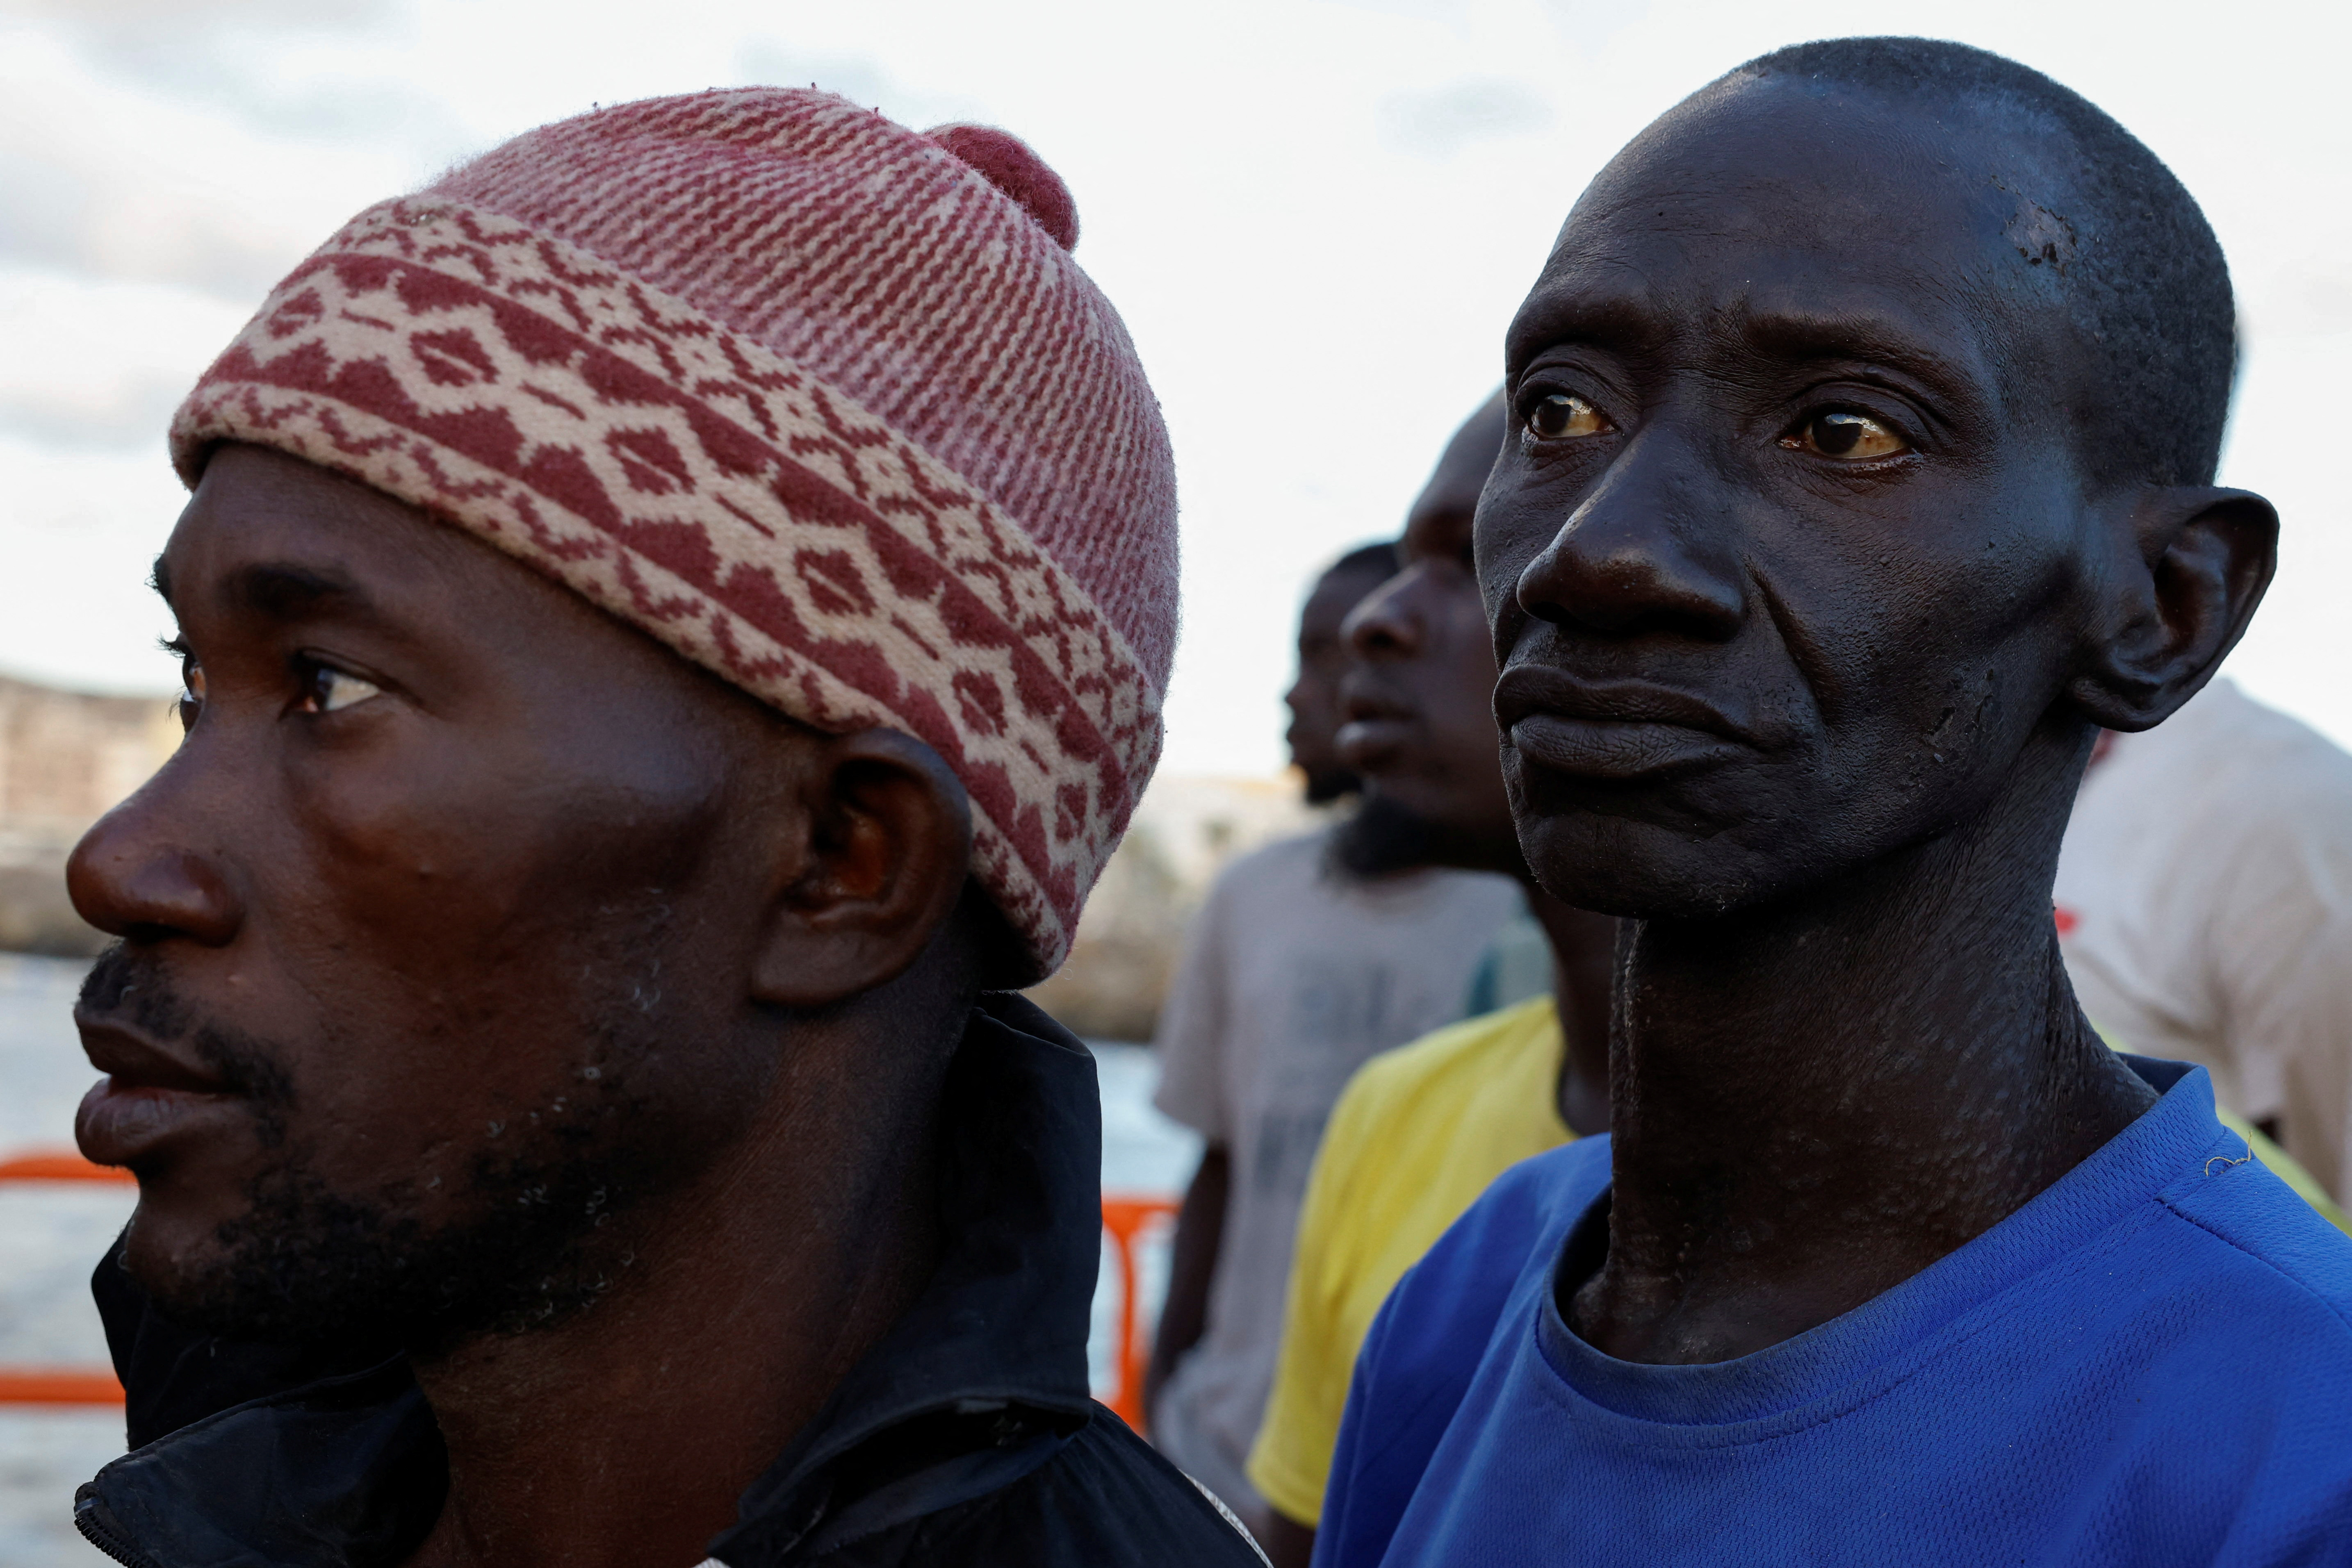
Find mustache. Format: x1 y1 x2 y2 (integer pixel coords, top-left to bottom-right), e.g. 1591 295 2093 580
80 944 296 1109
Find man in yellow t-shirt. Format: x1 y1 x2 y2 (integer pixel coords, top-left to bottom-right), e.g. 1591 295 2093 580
1246 1006 2350 1550
1246 993 1570 1534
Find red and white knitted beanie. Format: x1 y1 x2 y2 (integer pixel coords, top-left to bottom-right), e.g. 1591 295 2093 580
169 89 1178 981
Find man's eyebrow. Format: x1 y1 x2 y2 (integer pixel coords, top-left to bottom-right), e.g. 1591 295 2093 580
223 562 375 622
1507 283 1659 366
149 555 173 608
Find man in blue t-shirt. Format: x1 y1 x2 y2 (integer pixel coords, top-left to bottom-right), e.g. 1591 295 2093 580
1318 36 2352 1568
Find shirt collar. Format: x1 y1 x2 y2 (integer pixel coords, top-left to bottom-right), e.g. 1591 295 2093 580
1536 1056 2230 1429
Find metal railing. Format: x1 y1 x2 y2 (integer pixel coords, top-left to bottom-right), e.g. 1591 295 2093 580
1098 1193 1178 1430
0 1149 129 1406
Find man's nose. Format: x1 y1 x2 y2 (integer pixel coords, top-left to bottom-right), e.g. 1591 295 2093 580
66 765 244 947
1343 566 1430 660
1514 424 1745 642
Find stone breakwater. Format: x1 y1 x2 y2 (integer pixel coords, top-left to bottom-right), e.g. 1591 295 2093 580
0 676 179 958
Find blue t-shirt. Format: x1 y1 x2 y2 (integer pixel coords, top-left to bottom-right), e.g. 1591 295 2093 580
1318 1058 2352 1567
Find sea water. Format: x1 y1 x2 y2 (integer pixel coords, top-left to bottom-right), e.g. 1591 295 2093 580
0 954 128 1564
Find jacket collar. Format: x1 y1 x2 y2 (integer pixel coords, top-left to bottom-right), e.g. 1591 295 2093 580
77 994 1108 1568
711 992 1103 1560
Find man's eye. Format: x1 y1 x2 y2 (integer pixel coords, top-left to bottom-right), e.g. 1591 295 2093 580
177 660 206 731
1526 392 1607 441
1784 410 1909 460
300 662 383 714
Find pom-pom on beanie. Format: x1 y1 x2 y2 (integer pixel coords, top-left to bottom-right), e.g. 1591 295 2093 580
168 89 1178 982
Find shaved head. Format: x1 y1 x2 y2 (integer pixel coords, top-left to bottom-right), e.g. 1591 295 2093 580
1707 37 2232 489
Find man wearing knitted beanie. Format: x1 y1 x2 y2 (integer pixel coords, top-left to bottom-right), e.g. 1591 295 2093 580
61 90 1265 1568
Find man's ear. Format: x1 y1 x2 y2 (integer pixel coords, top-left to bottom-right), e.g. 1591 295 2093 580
2069 485 2277 732
749 727 974 1009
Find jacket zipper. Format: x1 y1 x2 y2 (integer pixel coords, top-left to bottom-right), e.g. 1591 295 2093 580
75 1503 161 1568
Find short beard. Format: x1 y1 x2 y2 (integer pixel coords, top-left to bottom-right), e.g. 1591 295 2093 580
83 944 685 1353
198 1095 660 1353
1328 790 1527 882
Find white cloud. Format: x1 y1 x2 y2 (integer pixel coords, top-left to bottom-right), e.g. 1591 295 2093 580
0 0 2348 775
0 272 248 449
1378 77 1553 157
0 0 387 24
2240 252 2352 343
0 154 302 302
731 41 987 129
0 430 185 696
0 26 433 301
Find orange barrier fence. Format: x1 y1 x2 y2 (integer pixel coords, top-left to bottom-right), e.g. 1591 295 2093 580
1099 1192 1178 1431
0 1151 133 1186
0 1368 124 1405
0 1148 130 1406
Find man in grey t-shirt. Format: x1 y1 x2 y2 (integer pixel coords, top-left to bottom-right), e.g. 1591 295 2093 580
1144 520 1521 1532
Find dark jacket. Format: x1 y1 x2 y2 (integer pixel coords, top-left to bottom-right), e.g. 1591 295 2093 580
76 994 1265 1567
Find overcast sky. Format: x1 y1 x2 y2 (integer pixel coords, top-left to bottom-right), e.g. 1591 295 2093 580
2 0 2347 776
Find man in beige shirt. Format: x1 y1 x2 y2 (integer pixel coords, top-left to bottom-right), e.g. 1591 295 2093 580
2058 678 2352 1199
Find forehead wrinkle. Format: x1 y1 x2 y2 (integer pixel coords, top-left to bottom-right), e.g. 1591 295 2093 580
1517 241 2011 419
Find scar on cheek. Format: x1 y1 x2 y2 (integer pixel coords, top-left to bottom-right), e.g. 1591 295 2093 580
1996 182 2079 274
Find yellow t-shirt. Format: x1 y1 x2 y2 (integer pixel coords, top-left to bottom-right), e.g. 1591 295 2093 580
1245 995 1570 1527
1241 1002 2352 1529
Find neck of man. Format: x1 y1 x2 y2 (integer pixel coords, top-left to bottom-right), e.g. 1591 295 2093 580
1526 884 1615 1138
1570 724 2158 1366
401 1023 948 1568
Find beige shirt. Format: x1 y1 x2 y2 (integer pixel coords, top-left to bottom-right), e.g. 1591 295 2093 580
2056 679 2352 1200
1148 828 1520 1527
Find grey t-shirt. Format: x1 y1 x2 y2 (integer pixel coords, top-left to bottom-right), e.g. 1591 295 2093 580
1148 828 1521 1525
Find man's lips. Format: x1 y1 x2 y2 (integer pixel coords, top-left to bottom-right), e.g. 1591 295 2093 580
1335 679 1419 771
1335 712 1415 771
1494 666 1755 781
74 1015 238 1169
